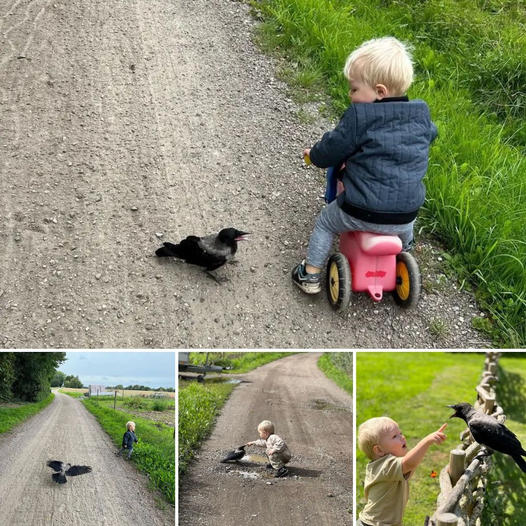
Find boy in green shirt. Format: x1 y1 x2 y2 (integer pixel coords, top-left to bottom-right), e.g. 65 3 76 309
357 417 447 526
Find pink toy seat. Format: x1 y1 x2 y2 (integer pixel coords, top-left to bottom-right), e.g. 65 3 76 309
356 231 402 256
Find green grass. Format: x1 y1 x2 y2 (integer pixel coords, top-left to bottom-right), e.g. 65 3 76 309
189 352 295 373
0 393 55 433
481 354 526 526
318 352 352 395
251 0 526 347
82 398 174 505
356 352 485 524
179 381 236 476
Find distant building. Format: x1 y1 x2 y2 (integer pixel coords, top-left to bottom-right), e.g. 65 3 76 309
88 384 113 396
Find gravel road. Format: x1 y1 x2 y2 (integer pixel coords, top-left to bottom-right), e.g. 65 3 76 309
0 391 174 525
179 352 353 525
0 0 490 349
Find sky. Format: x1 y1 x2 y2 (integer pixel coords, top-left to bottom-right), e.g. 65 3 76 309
59 352 175 389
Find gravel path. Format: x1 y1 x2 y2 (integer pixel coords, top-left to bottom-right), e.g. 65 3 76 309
0 391 174 525
179 352 353 525
0 0 490 348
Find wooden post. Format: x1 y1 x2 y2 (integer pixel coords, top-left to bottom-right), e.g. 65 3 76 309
449 449 466 486
114 390 117 410
437 513 459 526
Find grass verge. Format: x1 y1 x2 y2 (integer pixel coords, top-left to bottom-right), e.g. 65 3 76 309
356 352 485 524
250 0 526 346
0 393 55 434
82 398 174 505
318 352 352 395
189 351 295 373
179 381 236 476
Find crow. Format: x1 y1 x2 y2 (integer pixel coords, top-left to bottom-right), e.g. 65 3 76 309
220 445 246 463
47 460 92 484
448 403 526 472
155 228 249 279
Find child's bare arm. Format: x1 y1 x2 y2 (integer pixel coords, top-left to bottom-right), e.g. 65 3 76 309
402 423 447 475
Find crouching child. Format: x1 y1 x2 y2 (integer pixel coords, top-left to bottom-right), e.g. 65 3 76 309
247 420 291 478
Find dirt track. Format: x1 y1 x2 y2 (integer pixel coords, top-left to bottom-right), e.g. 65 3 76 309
179 353 353 525
0 392 174 526
0 0 489 349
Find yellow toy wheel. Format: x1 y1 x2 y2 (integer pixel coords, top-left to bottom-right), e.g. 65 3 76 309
393 252 421 308
326 253 351 311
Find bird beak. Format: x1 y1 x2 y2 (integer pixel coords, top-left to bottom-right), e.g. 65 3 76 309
447 405 456 418
235 231 250 241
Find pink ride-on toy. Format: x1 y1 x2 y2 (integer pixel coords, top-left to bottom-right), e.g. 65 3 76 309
327 230 420 311
311 159 421 312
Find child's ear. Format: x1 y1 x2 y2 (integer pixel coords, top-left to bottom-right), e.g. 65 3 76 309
375 84 389 99
372 444 384 457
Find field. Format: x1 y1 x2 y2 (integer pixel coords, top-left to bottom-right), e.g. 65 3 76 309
251 0 526 346
188 352 295 373
356 352 525 525
0 393 55 434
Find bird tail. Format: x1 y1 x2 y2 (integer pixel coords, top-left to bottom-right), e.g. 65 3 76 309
512 455 526 473
52 473 67 484
155 242 182 258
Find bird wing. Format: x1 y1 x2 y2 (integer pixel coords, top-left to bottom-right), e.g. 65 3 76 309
470 416 525 455
199 235 233 258
47 460 63 472
65 465 92 476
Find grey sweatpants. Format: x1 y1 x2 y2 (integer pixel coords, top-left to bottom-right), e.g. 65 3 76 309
306 200 415 269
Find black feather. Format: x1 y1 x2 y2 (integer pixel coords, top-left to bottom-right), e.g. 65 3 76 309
220 445 246 463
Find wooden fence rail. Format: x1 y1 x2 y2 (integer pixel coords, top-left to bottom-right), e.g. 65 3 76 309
427 352 503 526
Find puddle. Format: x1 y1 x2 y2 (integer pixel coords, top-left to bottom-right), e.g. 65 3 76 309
226 378 242 384
311 398 348 411
245 454 268 464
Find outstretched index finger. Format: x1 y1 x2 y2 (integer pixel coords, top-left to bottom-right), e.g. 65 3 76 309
438 423 448 433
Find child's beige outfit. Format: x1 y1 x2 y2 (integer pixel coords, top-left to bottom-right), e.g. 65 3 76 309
253 433 291 469
358 454 411 526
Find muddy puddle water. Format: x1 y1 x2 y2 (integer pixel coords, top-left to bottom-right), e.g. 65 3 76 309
245 454 268 464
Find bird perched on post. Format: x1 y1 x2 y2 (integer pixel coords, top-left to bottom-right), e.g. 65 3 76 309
448 403 526 472
155 228 249 281
220 445 246 463
47 460 92 483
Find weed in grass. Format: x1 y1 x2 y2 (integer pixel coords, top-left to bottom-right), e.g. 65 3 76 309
428 318 449 339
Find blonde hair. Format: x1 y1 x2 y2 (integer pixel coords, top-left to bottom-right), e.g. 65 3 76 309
126 421 136 430
358 416 398 459
257 420 275 434
343 37 413 96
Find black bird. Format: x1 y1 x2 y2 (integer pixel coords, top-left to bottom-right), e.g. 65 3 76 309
448 403 526 472
155 228 249 278
220 445 246 463
47 460 92 484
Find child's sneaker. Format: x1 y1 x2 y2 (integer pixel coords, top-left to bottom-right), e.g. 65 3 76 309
265 463 273 470
291 260 321 294
275 466 288 478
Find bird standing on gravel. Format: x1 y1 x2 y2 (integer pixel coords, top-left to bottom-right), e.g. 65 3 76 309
448 403 526 472
155 227 249 280
47 460 92 483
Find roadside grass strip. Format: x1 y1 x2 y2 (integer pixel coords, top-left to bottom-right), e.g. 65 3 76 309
0 393 55 434
189 351 295 373
318 352 352 395
179 381 236 476
252 0 526 346
481 355 526 526
59 389 85 398
356 352 485 525
82 398 174 505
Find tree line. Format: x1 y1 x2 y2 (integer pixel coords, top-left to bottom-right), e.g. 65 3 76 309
0 352 66 402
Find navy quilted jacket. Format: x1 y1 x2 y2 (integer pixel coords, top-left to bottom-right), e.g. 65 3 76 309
310 98 437 224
